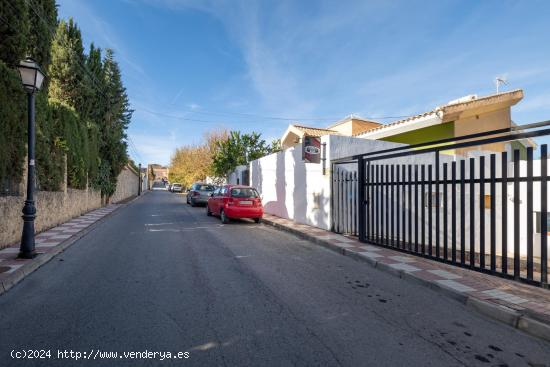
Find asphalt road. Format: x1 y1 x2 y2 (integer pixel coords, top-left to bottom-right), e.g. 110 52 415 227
1 191 549 367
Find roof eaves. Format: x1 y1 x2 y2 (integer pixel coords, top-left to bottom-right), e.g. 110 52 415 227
440 89 523 111
353 110 441 137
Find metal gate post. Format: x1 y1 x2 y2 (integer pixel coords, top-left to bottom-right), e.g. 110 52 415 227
358 157 366 242
330 161 334 232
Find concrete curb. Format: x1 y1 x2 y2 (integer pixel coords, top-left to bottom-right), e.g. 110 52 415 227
262 217 550 343
0 193 147 296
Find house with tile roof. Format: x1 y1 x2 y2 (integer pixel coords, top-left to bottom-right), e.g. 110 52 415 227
280 89 530 156
280 116 382 149
252 89 536 232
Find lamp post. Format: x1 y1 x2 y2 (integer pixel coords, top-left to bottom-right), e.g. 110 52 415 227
17 58 45 259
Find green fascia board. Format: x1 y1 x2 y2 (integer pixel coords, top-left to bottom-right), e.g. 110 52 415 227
380 122 456 154
380 121 455 145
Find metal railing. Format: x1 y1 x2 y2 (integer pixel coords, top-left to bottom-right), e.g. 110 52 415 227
331 167 358 235
335 120 550 287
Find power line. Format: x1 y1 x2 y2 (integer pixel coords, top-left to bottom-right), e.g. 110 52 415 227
11 2 416 126
138 106 413 125
126 135 144 163
178 107 410 121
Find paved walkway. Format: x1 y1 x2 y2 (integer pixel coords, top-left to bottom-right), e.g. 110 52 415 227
0 205 119 293
262 214 550 342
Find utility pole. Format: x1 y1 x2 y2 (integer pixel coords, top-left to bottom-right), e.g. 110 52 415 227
138 163 142 196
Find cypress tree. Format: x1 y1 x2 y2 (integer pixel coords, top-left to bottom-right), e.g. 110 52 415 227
94 49 132 197
48 18 86 110
0 2 132 196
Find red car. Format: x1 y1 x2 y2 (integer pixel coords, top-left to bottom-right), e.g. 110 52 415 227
206 185 263 223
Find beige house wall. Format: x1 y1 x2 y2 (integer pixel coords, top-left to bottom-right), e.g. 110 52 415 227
282 133 300 149
453 107 512 156
329 119 381 136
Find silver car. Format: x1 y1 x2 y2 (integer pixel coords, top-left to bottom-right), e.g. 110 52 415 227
152 181 168 191
187 183 215 206
171 183 183 193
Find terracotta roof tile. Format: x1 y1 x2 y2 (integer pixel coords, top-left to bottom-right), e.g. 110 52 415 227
353 111 438 137
354 89 523 137
293 125 339 137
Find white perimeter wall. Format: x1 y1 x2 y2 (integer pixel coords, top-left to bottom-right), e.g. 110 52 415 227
228 165 248 185
250 135 403 230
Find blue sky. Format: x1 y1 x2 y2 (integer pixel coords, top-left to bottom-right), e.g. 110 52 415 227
57 0 550 165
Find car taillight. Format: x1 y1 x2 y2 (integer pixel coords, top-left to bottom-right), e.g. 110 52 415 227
193 191 200 196
226 198 236 206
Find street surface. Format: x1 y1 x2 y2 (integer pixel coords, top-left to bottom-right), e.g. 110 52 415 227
0 191 549 366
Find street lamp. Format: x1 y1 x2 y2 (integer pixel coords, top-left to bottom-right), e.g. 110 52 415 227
17 58 45 259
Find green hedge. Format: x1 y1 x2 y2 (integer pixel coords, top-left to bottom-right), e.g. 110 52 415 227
1 1 130 197
35 94 64 191
49 101 99 190
0 67 99 192
0 61 26 192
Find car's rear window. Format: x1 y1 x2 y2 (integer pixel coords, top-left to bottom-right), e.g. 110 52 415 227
195 184 213 191
230 188 259 198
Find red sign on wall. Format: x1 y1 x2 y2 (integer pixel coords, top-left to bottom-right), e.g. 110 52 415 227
302 136 321 163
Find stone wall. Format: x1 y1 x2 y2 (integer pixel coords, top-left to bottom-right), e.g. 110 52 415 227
110 164 139 204
0 163 140 249
0 188 102 249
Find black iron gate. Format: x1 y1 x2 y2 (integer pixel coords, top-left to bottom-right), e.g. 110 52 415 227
339 120 550 287
331 166 358 235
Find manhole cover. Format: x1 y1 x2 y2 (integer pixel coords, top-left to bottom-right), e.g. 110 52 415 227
0 266 11 274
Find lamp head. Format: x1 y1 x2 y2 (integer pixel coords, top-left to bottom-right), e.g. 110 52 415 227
17 58 45 93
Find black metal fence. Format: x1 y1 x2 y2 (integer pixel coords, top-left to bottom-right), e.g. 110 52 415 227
338 120 550 287
331 167 358 235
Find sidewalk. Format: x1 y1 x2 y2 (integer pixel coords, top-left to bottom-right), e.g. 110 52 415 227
0 204 120 295
262 214 550 342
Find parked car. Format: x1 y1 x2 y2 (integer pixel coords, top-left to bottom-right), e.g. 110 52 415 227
152 181 168 190
186 182 215 206
171 183 183 193
206 185 263 223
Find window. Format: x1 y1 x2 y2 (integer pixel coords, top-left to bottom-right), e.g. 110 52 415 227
194 184 214 191
231 188 259 198
484 195 492 209
535 212 550 234
424 192 443 208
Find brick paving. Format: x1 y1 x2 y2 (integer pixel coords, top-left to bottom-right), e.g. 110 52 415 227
0 205 119 287
263 214 550 325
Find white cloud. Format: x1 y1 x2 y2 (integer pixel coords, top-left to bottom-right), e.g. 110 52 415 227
129 133 179 165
